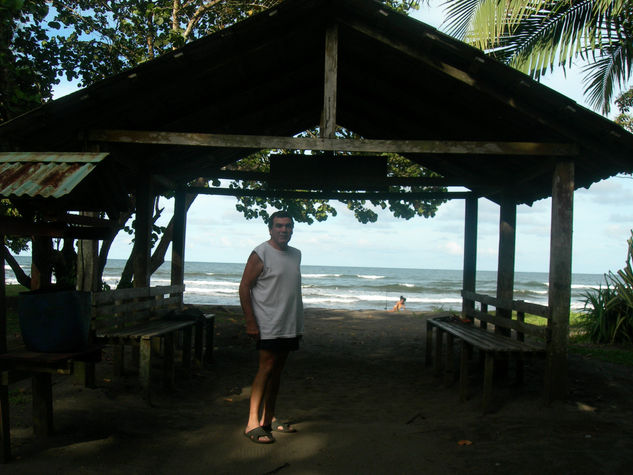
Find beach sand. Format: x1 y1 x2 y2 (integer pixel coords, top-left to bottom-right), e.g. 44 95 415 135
3 307 633 474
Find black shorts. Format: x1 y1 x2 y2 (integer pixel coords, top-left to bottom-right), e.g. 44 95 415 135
256 336 302 352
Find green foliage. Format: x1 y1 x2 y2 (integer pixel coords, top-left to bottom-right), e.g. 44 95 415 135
0 0 60 122
226 127 446 225
1 199 29 253
579 230 633 343
615 87 633 132
443 0 633 114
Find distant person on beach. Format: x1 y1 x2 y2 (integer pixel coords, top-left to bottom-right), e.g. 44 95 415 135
390 296 406 312
239 210 304 444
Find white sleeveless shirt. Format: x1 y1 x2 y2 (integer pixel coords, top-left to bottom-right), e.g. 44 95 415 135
251 241 304 339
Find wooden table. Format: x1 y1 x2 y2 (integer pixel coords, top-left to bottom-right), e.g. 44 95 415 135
0 345 102 463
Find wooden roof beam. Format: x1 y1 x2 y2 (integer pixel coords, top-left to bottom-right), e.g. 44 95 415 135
88 129 578 156
185 186 472 200
208 169 470 187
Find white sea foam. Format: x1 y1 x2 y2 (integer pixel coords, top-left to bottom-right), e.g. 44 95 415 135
185 280 239 288
571 283 600 290
187 287 238 296
303 273 342 278
357 275 384 280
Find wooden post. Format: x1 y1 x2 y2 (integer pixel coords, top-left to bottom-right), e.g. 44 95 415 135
496 197 516 335
0 237 6 355
133 173 153 288
171 189 187 289
546 161 574 402
320 22 338 139
76 212 100 388
1 372 9 463
0 238 9 462
32 373 53 438
462 197 478 315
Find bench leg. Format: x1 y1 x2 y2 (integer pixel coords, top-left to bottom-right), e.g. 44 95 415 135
112 343 125 381
131 345 140 372
140 337 152 401
163 333 175 390
32 373 53 438
433 329 444 377
515 353 524 384
194 321 204 363
425 321 433 367
482 352 494 414
1 375 10 463
444 334 456 386
459 341 470 402
203 316 215 365
73 361 96 388
182 327 193 375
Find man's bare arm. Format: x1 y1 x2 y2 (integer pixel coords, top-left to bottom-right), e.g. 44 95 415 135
239 251 264 338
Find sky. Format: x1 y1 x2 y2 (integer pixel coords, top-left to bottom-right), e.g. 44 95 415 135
50 3 633 275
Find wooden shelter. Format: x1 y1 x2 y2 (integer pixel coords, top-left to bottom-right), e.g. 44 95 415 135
2 0 633 404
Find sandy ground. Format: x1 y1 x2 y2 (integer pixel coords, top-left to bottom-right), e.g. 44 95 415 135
3 306 633 474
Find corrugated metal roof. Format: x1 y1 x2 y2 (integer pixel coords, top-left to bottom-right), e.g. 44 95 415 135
0 152 109 199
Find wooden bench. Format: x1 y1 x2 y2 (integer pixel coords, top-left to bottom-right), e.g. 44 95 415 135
91 285 213 400
1 345 102 463
425 290 550 413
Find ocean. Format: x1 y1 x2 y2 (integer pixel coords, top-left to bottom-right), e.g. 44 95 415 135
5 256 604 312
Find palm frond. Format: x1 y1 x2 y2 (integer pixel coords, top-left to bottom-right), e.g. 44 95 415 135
583 41 633 113
442 0 485 40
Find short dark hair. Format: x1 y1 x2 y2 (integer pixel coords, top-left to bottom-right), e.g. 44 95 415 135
268 210 294 229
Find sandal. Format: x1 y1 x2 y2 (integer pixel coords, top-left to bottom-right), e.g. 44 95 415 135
271 419 297 433
244 426 275 444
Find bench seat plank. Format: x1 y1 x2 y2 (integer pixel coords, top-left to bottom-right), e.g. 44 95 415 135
429 316 545 353
427 307 548 414
96 319 196 340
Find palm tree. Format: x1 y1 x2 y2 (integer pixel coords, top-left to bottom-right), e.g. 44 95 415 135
442 0 633 114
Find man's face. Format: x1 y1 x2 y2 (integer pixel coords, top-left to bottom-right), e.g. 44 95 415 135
269 217 294 249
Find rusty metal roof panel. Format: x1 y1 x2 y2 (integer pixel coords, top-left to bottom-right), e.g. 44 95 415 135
0 152 108 199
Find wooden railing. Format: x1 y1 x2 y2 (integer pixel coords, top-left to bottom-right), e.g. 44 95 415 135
461 290 551 341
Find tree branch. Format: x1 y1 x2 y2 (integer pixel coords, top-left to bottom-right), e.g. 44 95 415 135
183 0 224 40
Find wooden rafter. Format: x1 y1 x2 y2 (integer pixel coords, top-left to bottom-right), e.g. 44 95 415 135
88 129 578 156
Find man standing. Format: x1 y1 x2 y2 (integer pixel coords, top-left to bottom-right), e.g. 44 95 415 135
239 210 304 444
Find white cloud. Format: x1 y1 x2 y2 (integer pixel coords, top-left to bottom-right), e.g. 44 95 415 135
441 241 463 256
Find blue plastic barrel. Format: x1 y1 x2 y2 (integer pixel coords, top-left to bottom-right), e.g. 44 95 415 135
18 289 91 352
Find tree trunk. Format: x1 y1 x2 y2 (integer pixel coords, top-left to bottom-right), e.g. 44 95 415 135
119 179 204 288
2 244 31 288
98 211 133 288
150 188 199 274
